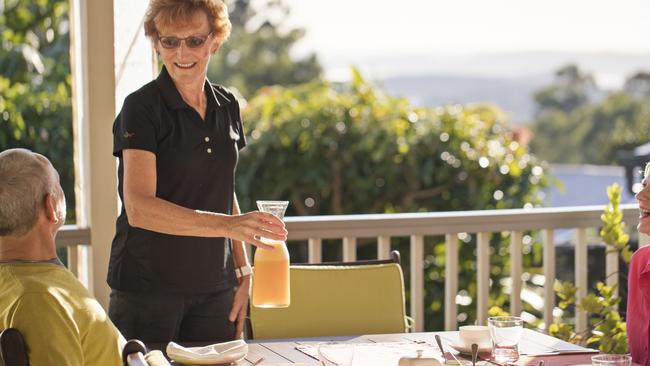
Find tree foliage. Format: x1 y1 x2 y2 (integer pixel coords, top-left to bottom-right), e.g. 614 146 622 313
530 64 650 164
0 0 74 219
208 0 322 96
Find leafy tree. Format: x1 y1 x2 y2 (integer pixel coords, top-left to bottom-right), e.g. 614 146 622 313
237 68 550 329
533 64 597 115
0 0 74 220
624 71 650 98
531 65 650 165
208 0 322 96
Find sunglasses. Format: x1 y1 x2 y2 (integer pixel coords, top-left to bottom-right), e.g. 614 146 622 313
157 32 213 49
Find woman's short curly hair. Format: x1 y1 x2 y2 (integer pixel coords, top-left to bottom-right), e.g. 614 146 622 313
144 0 231 45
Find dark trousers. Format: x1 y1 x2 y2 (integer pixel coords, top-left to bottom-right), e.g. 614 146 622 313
108 288 235 343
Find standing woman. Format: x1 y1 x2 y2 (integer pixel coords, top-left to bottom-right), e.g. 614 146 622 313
108 0 287 343
628 162 650 365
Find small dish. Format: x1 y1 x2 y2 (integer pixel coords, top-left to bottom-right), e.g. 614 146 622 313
449 343 491 355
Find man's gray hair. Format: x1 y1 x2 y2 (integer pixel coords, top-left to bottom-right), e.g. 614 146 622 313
0 148 55 236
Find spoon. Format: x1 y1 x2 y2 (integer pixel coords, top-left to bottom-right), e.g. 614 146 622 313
471 343 478 366
434 334 449 364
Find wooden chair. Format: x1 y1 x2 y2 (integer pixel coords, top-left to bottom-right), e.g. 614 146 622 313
248 250 410 339
0 328 29 366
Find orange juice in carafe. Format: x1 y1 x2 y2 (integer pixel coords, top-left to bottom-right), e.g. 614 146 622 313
252 239 290 307
252 200 290 308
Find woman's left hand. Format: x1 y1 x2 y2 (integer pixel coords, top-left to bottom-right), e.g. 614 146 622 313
230 275 251 339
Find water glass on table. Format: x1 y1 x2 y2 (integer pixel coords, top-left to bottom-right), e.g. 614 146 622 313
591 354 632 365
488 316 523 363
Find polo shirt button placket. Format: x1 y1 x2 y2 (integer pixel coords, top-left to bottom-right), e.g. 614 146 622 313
205 136 212 154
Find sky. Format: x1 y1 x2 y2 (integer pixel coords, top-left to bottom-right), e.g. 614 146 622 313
281 0 650 81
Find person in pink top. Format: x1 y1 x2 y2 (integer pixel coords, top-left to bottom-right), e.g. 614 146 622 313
628 162 650 366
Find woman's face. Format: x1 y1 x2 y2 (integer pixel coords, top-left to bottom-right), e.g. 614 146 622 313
154 10 219 88
636 164 650 235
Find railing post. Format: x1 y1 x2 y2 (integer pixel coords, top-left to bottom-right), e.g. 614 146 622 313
477 232 490 325
377 236 391 260
606 243 619 305
509 231 523 317
308 238 322 263
343 237 357 262
410 235 424 332
575 228 588 335
543 229 556 330
445 233 458 330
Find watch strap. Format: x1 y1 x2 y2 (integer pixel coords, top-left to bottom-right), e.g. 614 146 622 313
235 265 252 278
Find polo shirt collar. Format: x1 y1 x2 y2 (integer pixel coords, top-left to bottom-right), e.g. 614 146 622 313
155 66 232 111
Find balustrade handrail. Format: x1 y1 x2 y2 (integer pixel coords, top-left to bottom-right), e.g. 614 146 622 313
57 225 91 247
56 204 640 245
284 203 639 239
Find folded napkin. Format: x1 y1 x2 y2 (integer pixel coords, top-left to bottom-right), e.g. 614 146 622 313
166 340 248 365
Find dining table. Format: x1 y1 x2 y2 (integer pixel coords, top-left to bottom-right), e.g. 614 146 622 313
149 328 617 366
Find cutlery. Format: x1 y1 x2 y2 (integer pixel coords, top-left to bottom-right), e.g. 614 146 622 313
434 334 467 365
471 343 478 366
434 335 449 364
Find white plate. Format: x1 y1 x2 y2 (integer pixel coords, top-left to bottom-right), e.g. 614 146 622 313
169 353 246 365
449 343 491 355
166 340 248 365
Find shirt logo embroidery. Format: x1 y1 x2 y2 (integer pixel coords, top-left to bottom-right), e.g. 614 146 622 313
123 131 135 139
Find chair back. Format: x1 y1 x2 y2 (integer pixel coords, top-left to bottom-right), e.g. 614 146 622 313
122 339 148 366
249 250 408 339
0 328 29 366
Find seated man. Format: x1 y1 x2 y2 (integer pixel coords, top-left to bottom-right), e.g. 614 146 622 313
0 148 124 365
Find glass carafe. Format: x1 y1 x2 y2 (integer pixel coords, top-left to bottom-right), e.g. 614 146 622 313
252 200 290 308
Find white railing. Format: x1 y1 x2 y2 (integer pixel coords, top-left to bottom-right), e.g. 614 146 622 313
57 204 644 333
56 225 91 287
283 204 642 332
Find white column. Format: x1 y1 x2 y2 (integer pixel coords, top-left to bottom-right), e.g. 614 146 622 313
445 233 458 330
410 235 424 332
343 237 357 262
476 232 490 325
69 0 155 308
308 238 322 263
377 236 391 260
575 228 588 334
543 229 556 330
509 231 523 317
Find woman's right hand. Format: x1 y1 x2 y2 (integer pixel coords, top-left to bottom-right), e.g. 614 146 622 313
224 211 288 249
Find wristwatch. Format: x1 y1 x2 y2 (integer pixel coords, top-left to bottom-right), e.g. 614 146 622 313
235 265 252 279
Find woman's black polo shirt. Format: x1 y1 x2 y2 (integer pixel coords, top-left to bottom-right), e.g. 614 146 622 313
108 66 246 293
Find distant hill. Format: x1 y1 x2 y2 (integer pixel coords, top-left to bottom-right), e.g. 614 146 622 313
379 74 549 123
327 51 650 123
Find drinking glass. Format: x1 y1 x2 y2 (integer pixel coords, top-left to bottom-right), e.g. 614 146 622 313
591 354 632 366
488 316 523 363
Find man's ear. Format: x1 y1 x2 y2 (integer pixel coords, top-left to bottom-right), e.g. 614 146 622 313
43 193 59 224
